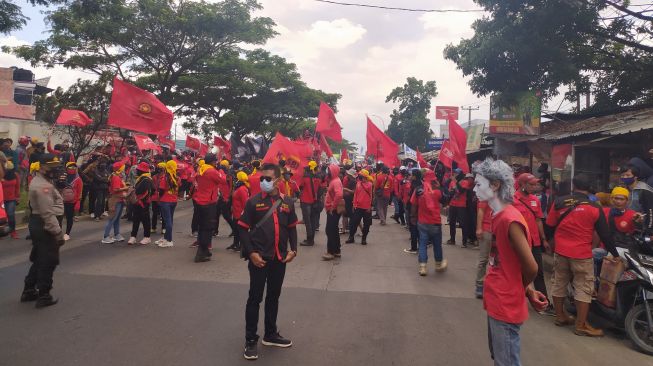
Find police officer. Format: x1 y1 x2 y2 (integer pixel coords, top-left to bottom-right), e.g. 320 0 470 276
20 154 65 308
238 163 298 360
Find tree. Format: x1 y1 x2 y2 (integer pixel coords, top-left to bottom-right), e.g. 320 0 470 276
177 49 340 141
444 1 653 111
4 0 276 104
385 77 437 150
0 0 66 34
34 75 112 158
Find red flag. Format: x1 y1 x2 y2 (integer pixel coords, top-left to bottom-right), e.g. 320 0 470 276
107 77 173 136
316 102 342 142
199 143 209 156
56 109 93 127
319 134 333 157
341 148 349 163
366 116 399 167
185 135 201 151
416 148 427 167
159 136 176 150
264 132 313 174
447 116 469 173
439 140 455 169
134 134 162 153
213 136 231 152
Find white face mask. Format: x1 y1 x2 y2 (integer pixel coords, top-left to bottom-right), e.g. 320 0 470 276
474 175 494 202
260 179 275 193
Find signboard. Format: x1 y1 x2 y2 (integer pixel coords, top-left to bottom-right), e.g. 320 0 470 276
426 138 445 150
489 91 541 135
435 106 459 120
403 144 417 161
465 124 484 152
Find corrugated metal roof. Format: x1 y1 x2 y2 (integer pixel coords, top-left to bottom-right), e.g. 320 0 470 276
495 108 653 142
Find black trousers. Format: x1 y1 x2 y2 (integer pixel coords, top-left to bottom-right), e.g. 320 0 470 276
326 211 341 255
449 206 471 243
532 246 550 300
24 215 60 293
349 208 372 238
93 189 107 218
151 201 165 230
246 259 287 341
63 202 75 235
87 188 96 215
130 204 151 238
196 203 217 258
215 199 234 235
191 201 199 234
80 184 90 214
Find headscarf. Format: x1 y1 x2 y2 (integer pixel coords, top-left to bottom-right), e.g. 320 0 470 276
165 160 179 193
359 169 373 182
198 159 214 176
308 160 317 171
237 171 250 188
611 186 630 199
30 162 40 173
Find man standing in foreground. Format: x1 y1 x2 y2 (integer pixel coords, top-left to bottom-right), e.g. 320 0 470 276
238 163 298 360
473 158 548 366
21 154 65 308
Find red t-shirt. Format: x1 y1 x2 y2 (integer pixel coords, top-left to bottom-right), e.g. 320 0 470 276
375 173 392 199
193 167 222 205
484 204 531 324
109 174 125 201
353 180 373 210
513 190 543 247
545 197 602 259
478 201 493 233
449 179 471 207
249 171 262 197
1 176 20 201
410 185 442 225
603 208 636 235
231 185 249 219
393 173 404 196
298 175 321 204
159 174 181 203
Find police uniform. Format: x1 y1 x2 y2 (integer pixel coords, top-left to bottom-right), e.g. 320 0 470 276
238 192 298 344
21 163 65 308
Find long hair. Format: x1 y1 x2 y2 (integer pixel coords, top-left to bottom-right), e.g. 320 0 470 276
472 158 515 203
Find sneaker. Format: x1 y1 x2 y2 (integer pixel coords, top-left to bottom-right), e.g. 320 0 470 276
155 238 165 245
20 289 38 302
419 263 427 276
190 232 198 238
189 241 199 248
194 255 211 263
114 234 125 242
445 240 455 246
90 213 95 219
403 248 417 254
262 332 292 348
158 240 174 248
300 240 314 246
63 234 70 241
538 304 556 317
101 236 115 244
435 259 448 272
73 216 79 222
127 237 137 245
35 293 58 309
322 253 335 261
345 237 355 244
102 211 109 218
243 340 258 360
140 237 151 245
475 284 483 299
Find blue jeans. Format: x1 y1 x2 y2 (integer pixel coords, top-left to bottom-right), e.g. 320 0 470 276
4 200 16 231
104 201 124 238
417 223 443 263
159 202 176 241
487 316 522 366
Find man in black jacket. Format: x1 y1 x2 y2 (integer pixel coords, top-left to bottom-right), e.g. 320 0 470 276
238 163 298 361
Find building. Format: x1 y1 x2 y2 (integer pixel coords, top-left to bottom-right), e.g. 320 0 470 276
0 67 53 143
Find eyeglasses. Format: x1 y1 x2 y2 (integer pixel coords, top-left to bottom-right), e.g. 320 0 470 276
260 176 273 182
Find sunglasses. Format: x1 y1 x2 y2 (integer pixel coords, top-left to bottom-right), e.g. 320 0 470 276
260 176 274 182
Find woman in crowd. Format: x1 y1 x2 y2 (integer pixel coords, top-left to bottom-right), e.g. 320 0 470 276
61 162 83 241
151 162 165 234
128 162 154 245
227 171 250 252
2 161 20 238
346 169 373 245
155 160 180 248
102 161 129 244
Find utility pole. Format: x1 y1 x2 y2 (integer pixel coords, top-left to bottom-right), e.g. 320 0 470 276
461 106 480 124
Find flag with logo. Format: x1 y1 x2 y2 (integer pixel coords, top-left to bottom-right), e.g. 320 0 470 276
185 135 201 151
134 134 162 153
107 77 173 136
264 132 313 173
56 109 93 127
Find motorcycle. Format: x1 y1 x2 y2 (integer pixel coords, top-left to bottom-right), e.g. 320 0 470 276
568 233 653 355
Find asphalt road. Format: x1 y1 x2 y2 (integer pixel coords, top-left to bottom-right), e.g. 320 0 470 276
0 200 650 365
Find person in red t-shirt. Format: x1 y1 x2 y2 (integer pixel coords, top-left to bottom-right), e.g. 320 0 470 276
298 161 321 246
193 154 223 262
155 160 181 248
102 161 128 244
227 171 250 252
545 174 620 337
410 175 449 276
1 161 20 238
513 173 553 315
374 167 393 225
447 169 474 247
346 169 373 245
474 200 493 298
473 158 547 366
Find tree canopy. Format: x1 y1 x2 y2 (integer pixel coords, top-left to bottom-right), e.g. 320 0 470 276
444 0 653 111
385 77 437 150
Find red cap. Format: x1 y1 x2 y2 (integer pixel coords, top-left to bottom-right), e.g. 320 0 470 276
517 173 539 186
136 161 150 173
112 162 124 171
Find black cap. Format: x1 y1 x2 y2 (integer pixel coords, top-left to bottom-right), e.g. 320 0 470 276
39 153 60 167
204 153 218 164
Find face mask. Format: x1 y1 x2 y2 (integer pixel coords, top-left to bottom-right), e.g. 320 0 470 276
621 177 635 185
67 169 76 175
260 179 275 193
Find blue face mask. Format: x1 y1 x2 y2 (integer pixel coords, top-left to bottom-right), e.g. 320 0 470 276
260 179 275 193
621 177 635 185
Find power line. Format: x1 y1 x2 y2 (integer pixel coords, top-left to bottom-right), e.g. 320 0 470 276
313 0 484 13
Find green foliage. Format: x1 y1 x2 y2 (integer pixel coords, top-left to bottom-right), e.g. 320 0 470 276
0 0 27 34
385 77 437 150
444 0 653 111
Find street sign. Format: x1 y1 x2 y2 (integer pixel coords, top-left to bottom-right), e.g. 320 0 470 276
435 106 459 120
426 138 446 150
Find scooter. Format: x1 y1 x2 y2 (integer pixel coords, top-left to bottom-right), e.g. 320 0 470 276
568 234 653 355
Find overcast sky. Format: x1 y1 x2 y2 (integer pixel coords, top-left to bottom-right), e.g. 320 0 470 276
1 0 498 148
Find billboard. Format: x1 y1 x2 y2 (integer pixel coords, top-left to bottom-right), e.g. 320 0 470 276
435 106 459 120
489 91 541 135
426 138 445 150
465 124 484 152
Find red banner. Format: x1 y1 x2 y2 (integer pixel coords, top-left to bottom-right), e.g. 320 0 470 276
341 148 349 163
316 101 342 142
134 134 162 153
447 116 469 173
185 135 201 151
107 77 173 136
56 109 93 127
366 117 399 167
416 148 427 167
264 132 313 174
